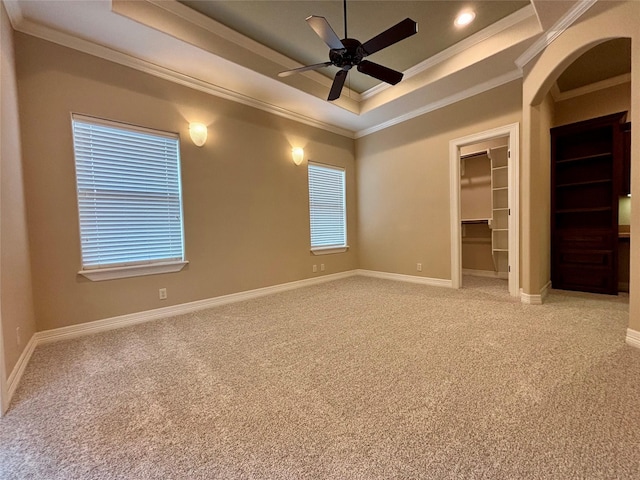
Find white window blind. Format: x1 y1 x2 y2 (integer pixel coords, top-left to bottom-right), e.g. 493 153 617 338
308 162 347 249
71 114 185 270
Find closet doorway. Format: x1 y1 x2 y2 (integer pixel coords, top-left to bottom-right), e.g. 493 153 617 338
449 123 520 297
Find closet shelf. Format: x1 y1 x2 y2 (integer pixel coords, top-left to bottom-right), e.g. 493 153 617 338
555 152 612 164
556 179 612 188
461 218 490 223
556 207 612 214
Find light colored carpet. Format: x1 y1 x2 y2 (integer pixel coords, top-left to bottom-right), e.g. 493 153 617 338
1 276 639 479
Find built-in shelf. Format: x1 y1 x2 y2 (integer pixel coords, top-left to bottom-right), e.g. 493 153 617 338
555 152 612 164
490 146 509 276
551 112 627 295
460 144 510 277
556 207 612 214
461 218 489 223
556 179 612 188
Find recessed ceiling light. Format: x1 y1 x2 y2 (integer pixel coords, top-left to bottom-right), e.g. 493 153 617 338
455 11 476 27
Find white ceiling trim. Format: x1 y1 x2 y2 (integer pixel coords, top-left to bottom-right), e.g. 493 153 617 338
3 0 22 26
355 69 523 139
4 1 557 140
9 16 356 139
361 4 536 101
551 72 631 102
515 0 597 70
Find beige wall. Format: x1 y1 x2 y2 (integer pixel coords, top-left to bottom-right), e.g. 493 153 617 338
554 81 631 127
356 80 522 280
15 34 357 331
530 92 553 292
461 223 493 272
1 6 37 386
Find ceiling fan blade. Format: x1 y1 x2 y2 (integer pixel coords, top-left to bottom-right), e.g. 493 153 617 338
306 15 345 50
328 69 348 101
278 62 333 78
361 18 418 56
357 60 403 85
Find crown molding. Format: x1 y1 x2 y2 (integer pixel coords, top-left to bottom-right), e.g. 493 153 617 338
139 0 362 102
515 0 598 70
361 4 536 101
356 69 522 138
10 17 356 139
551 73 631 102
2 0 23 28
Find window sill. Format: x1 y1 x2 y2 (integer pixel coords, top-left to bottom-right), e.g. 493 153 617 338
311 246 349 255
79 260 188 281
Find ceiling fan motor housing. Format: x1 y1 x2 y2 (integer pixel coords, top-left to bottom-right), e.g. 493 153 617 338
330 38 366 68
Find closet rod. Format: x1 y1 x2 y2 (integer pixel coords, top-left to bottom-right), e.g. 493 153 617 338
460 149 490 160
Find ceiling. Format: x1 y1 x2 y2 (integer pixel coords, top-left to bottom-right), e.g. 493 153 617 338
556 37 631 92
3 0 627 137
178 1 529 93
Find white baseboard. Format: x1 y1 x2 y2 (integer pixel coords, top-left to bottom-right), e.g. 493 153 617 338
6 334 37 409
520 291 541 305
0 268 545 411
29 269 450 349
4 270 357 411
36 270 359 346
626 328 640 349
520 281 551 305
462 268 508 280
356 269 453 288
541 281 551 301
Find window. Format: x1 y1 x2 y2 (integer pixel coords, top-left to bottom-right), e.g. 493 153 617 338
71 114 186 281
308 162 348 254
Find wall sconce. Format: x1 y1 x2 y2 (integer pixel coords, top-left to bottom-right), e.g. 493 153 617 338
189 122 207 147
292 147 304 165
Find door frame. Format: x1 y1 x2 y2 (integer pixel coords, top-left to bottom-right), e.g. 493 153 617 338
449 123 520 297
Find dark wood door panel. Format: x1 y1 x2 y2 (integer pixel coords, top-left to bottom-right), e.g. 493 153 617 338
550 112 627 296
557 249 611 267
555 230 613 249
554 266 614 294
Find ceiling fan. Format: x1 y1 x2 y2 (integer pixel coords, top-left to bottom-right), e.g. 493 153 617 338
278 0 418 101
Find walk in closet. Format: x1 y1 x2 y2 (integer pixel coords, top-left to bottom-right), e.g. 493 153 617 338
460 142 509 279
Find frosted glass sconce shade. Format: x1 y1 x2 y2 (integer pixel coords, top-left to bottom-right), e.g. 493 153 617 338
292 147 304 165
189 123 207 147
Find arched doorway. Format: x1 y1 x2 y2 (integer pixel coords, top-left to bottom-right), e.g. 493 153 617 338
520 0 639 345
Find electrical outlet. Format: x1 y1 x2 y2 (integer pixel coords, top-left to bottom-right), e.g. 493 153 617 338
159 288 167 300
416 263 422 272
16 327 21 346
320 264 325 272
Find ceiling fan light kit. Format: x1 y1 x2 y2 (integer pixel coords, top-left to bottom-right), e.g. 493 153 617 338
278 0 418 101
